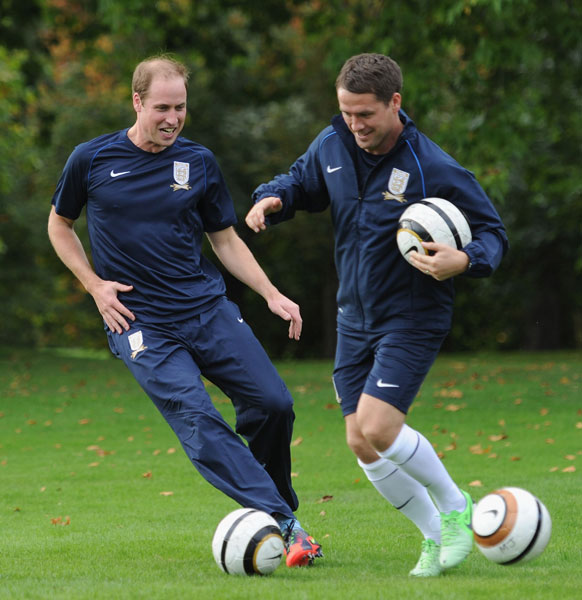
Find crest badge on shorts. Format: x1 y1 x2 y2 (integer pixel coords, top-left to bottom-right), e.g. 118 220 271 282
170 161 192 191
382 167 409 203
128 330 148 360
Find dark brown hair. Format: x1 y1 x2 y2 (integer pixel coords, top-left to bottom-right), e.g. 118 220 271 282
335 53 402 104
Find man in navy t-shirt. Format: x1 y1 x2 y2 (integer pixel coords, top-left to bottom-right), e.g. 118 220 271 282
48 55 321 567
246 53 508 576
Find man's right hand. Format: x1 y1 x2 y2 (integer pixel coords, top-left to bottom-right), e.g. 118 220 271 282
88 279 135 334
245 196 283 232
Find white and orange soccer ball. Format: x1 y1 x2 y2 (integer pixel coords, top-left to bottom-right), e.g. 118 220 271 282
472 487 552 565
212 508 284 576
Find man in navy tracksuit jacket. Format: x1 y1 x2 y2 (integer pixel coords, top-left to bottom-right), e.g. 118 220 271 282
246 53 508 576
48 55 322 568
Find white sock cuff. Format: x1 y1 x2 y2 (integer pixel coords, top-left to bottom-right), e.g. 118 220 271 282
357 456 398 482
378 424 419 465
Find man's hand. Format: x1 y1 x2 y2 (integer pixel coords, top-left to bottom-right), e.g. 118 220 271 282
245 196 283 232
88 279 135 334
408 242 470 281
266 291 303 341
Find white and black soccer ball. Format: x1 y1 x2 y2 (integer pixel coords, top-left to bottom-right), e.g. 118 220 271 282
472 487 552 565
396 197 472 264
212 508 285 576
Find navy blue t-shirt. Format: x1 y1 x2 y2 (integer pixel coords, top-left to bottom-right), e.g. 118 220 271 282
52 129 238 323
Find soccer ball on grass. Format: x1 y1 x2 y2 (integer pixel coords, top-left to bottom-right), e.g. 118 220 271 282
212 508 285 575
472 487 552 564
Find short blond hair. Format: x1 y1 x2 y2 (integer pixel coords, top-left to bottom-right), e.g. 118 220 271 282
132 54 190 101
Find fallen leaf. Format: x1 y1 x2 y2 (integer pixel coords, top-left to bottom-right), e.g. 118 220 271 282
324 403 339 410
167 448 176 454
88 462 100 467
142 471 152 478
549 466 559 472
291 472 299 478
160 491 174 496
469 444 491 455
78 418 91 425
540 408 549 416
562 466 576 473
319 511 326 516
576 422 582 429
545 438 555 444
469 480 483 487
488 434 507 442
317 495 333 503
510 456 521 461
114 407 124 414
291 437 303 447
565 455 576 461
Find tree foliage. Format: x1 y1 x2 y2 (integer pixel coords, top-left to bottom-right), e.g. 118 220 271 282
1 0 580 354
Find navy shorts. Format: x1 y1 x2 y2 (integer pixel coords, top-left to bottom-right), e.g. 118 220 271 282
332 327 448 417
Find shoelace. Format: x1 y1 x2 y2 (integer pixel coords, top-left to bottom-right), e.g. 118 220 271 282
418 541 437 565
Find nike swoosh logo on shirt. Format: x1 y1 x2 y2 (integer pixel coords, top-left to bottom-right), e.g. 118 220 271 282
327 165 342 173
376 379 400 388
110 170 131 178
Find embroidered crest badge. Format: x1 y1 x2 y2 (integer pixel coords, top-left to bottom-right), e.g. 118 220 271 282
383 167 410 203
128 330 148 360
170 161 192 191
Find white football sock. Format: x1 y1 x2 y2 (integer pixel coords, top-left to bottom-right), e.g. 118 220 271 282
358 457 441 542
378 424 466 513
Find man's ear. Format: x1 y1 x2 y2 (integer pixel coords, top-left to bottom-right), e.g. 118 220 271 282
391 92 402 111
133 92 143 113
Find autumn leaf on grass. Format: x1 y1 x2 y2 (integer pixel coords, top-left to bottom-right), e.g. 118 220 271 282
51 516 71 526
469 480 483 487
291 437 303 447
469 444 491 455
142 471 153 479
316 495 333 504
324 403 339 410
435 388 464 400
562 466 576 473
160 491 174 496
445 403 466 412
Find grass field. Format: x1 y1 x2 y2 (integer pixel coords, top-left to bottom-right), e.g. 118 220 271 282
1 349 580 599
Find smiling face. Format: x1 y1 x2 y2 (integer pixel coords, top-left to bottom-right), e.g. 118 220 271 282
337 87 403 155
129 74 187 153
